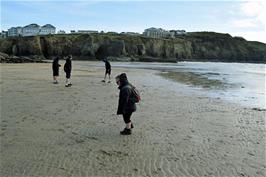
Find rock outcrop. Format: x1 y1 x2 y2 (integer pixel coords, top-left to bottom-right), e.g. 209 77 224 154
0 32 265 63
0 52 46 63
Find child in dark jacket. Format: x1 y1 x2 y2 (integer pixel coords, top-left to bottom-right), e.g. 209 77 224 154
64 55 72 87
52 56 61 84
116 73 136 135
102 59 111 83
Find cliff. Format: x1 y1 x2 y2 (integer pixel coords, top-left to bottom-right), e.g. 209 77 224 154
182 32 266 63
0 32 265 63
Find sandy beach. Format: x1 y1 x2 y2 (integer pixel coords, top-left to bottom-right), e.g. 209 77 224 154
0 62 265 177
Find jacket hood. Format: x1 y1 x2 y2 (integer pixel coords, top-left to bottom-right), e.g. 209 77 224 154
119 73 127 82
65 58 71 63
53 57 59 62
118 73 129 89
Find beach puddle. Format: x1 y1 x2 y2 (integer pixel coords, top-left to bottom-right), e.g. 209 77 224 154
159 71 233 90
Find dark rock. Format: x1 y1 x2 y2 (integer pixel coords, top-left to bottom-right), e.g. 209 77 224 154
137 44 145 55
0 52 9 61
95 40 126 59
0 52 47 63
252 108 266 111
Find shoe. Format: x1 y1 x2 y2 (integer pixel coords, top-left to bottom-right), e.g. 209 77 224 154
108 81 111 83
120 128 131 135
101 80 106 82
69 83 72 86
65 84 70 87
53 81 58 84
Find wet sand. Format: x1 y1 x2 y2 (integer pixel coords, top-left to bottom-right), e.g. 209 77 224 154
0 62 265 177
159 71 230 90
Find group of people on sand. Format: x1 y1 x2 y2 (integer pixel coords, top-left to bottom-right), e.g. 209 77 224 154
51 56 137 135
52 55 72 87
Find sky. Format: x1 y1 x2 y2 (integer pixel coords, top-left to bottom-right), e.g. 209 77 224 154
1 0 266 43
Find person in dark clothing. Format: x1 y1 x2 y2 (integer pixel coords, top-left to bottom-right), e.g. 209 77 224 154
116 73 136 135
64 55 72 87
52 57 61 84
102 59 111 83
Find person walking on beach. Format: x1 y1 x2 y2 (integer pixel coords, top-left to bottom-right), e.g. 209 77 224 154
52 56 61 84
102 58 111 83
116 73 136 135
64 55 72 87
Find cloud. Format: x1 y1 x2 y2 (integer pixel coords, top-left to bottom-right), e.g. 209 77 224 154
231 19 259 28
231 1 266 30
240 1 263 17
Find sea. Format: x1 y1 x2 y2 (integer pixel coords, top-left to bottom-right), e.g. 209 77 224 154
86 61 266 109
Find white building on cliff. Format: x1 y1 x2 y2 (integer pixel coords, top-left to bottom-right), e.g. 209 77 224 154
8 27 23 37
6 23 56 37
0 31 8 38
39 24 56 35
77 30 98 34
143 27 186 38
57 30 66 34
143 27 170 38
22 23 40 36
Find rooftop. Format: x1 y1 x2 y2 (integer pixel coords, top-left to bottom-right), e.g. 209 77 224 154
24 23 40 28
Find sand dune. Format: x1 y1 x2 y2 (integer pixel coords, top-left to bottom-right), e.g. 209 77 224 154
0 62 265 177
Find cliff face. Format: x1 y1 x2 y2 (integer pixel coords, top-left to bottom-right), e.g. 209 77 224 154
184 32 266 63
0 32 265 63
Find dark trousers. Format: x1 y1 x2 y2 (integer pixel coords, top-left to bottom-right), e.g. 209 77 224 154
123 112 133 124
105 69 111 75
66 72 71 79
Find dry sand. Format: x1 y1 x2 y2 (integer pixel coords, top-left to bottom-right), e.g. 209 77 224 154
0 62 265 177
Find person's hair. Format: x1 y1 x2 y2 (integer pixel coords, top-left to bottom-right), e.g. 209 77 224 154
119 73 127 81
116 73 128 81
115 75 120 80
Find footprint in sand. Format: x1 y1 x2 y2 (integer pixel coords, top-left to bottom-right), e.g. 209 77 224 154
21 116 27 122
71 131 78 135
58 128 65 133
75 138 85 144
247 152 255 156
99 150 128 157
1 126 7 131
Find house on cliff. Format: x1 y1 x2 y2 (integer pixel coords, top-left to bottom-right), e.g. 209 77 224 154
39 24 56 35
57 30 66 34
143 27 170 38
143 28 186 38
169 30 186 37
0 31 8 38
22 24 41 36
6 23 56 37
77 30 98 34
8 27 23 37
